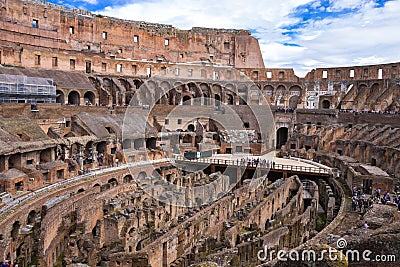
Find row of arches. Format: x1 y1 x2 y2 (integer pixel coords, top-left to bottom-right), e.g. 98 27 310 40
88 75 307 107
56 90 97 105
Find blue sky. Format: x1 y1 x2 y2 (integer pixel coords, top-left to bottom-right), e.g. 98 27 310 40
47 0 400 77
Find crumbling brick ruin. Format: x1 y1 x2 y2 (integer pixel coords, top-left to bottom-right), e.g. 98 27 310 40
0 1 399 266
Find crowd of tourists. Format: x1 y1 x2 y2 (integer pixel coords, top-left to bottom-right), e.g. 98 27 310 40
0 260 17 267
237 157 276 168
339 109 399 115
351 186 400 213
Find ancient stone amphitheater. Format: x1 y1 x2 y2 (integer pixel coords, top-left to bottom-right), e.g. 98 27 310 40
0 1 399 266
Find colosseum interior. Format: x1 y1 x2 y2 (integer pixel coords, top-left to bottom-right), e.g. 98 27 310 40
0 0 399 266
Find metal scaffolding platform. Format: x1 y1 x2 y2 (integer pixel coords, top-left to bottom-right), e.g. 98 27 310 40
0 74 56 103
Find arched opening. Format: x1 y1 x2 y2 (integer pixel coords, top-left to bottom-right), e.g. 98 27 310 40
322 100 330 109
77 188 85 193
137 172 147 181
187 124 195 132
152 169 162 179
107 178 118 186
11 221 20 241
288 96 300 110
97 141 107 154
68 91 80 105
276 127 289 149
56 90 65 104
182 95 192 105
203 94 209 106
84 91 96 105
226 94 234 105
27 210 36 225
123 175 133 183
214 94 221 106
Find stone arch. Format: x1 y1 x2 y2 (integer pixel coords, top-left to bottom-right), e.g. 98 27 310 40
200 83 211 105
322 99 331 109
288 95 300 110
84 91 96 105
137 171 147 180
123 174 133 183
11 221 20 240
107 178 118 186
27 210 36 225
56 90 65 104
68 90 80 105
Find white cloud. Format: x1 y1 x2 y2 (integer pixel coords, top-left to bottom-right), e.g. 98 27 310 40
94 0 400 77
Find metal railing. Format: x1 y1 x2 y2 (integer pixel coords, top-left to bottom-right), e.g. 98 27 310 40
175 155 330 175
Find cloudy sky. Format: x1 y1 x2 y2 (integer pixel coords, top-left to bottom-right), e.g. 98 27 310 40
48 0 400 77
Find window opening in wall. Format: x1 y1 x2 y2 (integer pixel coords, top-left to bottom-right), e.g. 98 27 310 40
164 39 169 46
164 119 169 125
117 64 122 73
378 68 383 79
70 59 75 70
69 26 74 34
335 70 341 78
85 61 92 74
134 35 139 43
278 71 284 79
102 31 107 39
132 65 137 74
102 62 107 71
350 69 355 78
322 70 328 78
266 71 272 79
188 69 193 77
177 119 182 125
32 19 39 28
224 42 230 50
35 55 41 65
51 57 58 67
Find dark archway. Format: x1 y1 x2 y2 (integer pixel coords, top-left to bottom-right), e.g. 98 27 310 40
68 91 80 105
107 178 118 186
56 90 65 104
27 210 36 225
322 100 330 109
84 91 96 105
123 175 133 183
182 95 191 105
276 127 289 149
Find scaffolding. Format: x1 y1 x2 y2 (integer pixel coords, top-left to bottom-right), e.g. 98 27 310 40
0 74 56 104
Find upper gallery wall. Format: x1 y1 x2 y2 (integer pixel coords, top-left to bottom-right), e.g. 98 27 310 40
0 0 265 72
